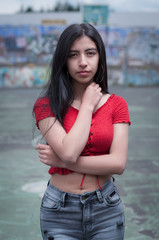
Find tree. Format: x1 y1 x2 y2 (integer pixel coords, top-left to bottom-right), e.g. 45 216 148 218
53 0 80 12
25 7 34 13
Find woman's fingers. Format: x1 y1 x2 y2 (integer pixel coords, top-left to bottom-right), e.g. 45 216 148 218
36 143 49 149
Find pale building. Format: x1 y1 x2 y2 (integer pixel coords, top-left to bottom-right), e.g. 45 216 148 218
0 11 159 28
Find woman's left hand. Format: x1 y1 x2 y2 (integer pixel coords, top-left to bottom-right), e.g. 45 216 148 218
36 143 65 168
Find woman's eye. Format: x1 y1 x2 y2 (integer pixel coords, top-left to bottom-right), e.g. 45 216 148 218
68 53 78 58
87 51 96 56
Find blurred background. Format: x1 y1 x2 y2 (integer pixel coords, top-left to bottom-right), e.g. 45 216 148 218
0 1 159 240
0 0 159 87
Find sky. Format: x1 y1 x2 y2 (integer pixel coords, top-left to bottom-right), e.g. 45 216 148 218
1 0 159 14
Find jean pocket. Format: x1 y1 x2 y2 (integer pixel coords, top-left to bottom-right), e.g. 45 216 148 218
105 187 120 207
41 194 61 211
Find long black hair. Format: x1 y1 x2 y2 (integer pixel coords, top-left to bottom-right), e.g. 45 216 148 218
36 23 108 127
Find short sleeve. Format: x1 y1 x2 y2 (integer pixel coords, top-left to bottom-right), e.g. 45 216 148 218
34 97 55 129
112 96 131 125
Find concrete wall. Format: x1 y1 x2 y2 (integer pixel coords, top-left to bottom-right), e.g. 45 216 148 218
109 12 159 28
0 12 159 28
0 12 82 26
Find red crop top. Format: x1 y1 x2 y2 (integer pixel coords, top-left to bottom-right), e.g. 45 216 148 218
34 94 131 188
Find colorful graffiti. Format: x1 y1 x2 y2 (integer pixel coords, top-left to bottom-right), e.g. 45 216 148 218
127 28 159 66
0 65 48 87
127 68 159 86
0 65 158 88
108 68 159 86
0 25 159 87
0 25 65 65
107 27 159 66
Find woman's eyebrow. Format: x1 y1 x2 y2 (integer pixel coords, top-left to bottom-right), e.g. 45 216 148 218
69 48 97 52
86 48 97 51
69 50 79 52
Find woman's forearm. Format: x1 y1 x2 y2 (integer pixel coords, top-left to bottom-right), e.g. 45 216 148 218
64 153 127 176
64 124 129 175
61 103 93 161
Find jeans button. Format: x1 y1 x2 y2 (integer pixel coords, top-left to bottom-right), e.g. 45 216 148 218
82 196 87 200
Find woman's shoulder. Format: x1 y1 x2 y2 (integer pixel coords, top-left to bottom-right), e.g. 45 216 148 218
109 93 131 125
34 96 50 108
34 96 55 129
108 93 128 107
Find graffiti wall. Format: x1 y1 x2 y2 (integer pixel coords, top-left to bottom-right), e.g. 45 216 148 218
0 65 48 87
0 25 159 87
108 68 159 86
107 27 159 66
0 25 65 65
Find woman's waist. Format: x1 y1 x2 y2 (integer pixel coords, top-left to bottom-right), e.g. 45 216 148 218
50 172 111 194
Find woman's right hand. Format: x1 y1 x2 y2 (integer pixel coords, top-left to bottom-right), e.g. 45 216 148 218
36 143 65 168
82 82 102 112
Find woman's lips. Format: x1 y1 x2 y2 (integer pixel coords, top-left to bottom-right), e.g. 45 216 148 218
77 71 90 76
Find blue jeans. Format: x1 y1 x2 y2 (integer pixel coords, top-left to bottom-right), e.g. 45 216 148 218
40 178 125 240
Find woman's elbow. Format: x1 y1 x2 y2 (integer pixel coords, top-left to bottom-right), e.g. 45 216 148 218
116 158 127 175
61 152 78 164
117 164 125 175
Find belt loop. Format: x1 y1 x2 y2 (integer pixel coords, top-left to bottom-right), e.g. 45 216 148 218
61 192 66 207
96 189 103 203
47 180 50 186
112 176 115 182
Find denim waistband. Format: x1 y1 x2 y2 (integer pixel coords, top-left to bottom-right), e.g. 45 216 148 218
45 178 115 205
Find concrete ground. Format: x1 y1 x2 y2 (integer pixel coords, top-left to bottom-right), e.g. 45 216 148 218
0 86 159 240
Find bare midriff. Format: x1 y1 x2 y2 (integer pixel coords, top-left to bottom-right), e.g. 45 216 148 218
50 173 111 194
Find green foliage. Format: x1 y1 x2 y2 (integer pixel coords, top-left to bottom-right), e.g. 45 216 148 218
53 1 80 12
25 7 34 13
18 1 80 13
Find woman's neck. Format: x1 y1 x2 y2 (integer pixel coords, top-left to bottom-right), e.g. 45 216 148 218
71 82 89 109
72 81 92 101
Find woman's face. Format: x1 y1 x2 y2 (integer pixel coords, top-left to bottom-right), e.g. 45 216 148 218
67 35 99 86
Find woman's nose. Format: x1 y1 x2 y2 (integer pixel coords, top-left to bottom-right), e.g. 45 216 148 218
79 55 87 67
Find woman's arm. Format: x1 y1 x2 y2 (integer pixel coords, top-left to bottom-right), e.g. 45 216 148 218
67 123 129 175
38 83 102 163
37 123 129 176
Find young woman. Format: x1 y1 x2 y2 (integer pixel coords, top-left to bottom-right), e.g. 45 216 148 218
34 23 131 240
